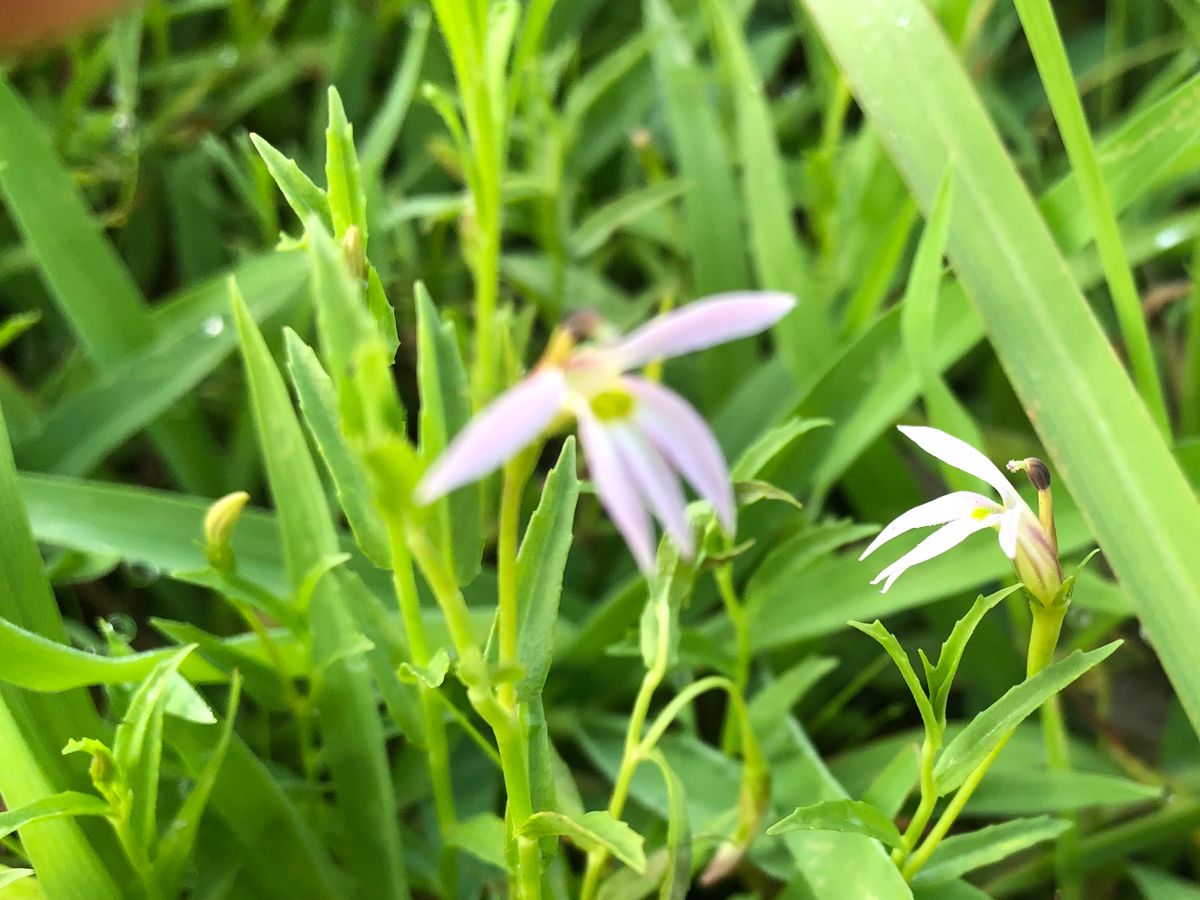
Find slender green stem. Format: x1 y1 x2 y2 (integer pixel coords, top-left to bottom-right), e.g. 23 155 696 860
404 517 542 898
384 520 459 896
891 735 938 865
1013 0 1170 432
579 598 671 900
903 601 1068 881
715 564 750 754
111 811 164 900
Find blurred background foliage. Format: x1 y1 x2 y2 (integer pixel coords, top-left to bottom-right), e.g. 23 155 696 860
1 0 1200 897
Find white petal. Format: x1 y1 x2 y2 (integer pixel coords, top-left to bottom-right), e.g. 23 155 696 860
998 505 1021 559
624 376 735 533
859 491 997 560
871 515 998 593
897 425 1019 505
607 292 796 370
577 409 656 572
416 368 567 502
609 422 694 558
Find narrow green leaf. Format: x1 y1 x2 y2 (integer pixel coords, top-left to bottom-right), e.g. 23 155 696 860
325 87 368 244
570 181 685 259
934 641 1122 793
801 0 1200 740
0 793 110 840
516 438 580 701
415 282 482 586
967 770 1164 816
925 586 1023 726
707 0 829 375
231 280 410 898
767 799 904 848
644 0 750 301
284 329 390 566
0 312 38 353
0 407 123 898
0 867 33 890
1130 864 1200 900
113 645 197 851
910 816 1070 888
520 810 647 874
361 9 431 178
849 620 939 739
731 418 831 481
153 672 242 899
1013 0 1168 430
249 134 332 230
0 77 217 494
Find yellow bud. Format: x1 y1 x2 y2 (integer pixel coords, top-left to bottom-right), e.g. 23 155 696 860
204 491 250 573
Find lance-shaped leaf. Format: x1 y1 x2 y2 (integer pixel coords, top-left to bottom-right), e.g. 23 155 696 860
112 644 198 852
920 585 1023 727
416 282 482 585
767 799 904 848
325 87 368 244
910 816 1070 888
285 330 390 566
849 619 939 740
516 438 580 701
249 133 332 229
934 641 1122 793
231 281 410 898
0 792 111 840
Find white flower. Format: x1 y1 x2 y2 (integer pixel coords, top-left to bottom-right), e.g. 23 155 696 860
417 292 796 571
860 426 1062 603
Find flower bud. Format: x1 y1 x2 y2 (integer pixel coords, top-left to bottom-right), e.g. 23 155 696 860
204 491 250 573
1006 458 1063 606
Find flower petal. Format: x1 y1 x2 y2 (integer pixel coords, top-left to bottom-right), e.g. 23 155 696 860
871 515 998 593
609 422 694 558
998 505 1022 559
416 368 567 502
859 491 997 560
625 376 736 532
897 425 1020 505
577 408 656 572
607 292 796 370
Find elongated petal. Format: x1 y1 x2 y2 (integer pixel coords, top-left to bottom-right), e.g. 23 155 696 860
859 491 997 560
610 422 694 558
607 292 796 370
897 425 1020 505
577 409 656 571
871 515 997 593
417 368 567 502
625 376 736 532
998 505 1021 559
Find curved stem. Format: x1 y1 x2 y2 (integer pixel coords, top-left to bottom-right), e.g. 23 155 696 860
892 735 938 865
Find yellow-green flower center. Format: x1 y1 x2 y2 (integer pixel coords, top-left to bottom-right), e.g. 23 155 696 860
970 506 992 521
590 388 635 421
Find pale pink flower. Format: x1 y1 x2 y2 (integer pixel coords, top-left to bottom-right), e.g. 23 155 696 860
416 292 796 570
860 426 1062 603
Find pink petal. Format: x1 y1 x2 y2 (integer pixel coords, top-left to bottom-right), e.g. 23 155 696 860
897 426 1020 506
577 408 656 572
416 368 567 502
625 376 735 533
609 422 694 558
607 292 796 370
871 515 997 593
859 491 996 560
